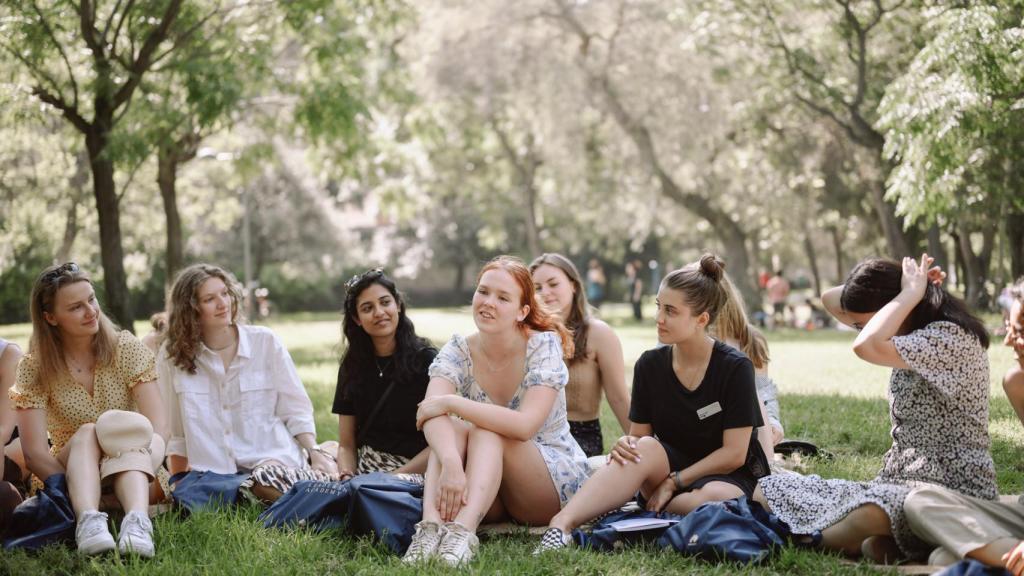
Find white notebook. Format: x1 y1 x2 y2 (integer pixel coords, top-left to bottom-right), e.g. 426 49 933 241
607 517 680 532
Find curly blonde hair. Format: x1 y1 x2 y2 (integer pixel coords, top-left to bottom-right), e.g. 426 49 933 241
166 264 244 374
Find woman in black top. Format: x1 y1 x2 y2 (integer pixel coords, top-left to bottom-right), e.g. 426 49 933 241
332 269 436 479
535 254 767 552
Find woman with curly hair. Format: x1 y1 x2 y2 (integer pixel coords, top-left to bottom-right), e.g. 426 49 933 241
529 253 630 457
11 263 167 556
332 269 436 478
158 264 336 502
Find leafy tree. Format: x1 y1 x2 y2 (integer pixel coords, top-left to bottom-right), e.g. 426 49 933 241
879 3 1024 295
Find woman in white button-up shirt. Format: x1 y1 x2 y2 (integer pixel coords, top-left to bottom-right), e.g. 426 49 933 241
158 264 336 501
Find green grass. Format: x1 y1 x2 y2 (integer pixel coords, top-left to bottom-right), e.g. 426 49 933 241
1 305 1021 575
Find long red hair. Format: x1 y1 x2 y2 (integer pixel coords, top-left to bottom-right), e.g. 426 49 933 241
478 256 574 359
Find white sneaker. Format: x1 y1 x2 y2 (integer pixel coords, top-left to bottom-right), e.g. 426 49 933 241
76 510 116 555
402 520 445 564
533 527 573 555
437 522 478 566
117 510 155 558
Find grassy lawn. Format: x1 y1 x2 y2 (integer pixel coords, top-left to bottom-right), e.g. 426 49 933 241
1 303 1021 575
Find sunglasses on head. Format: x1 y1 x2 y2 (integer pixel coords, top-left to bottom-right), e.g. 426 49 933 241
344 268 384 290
43 262 80 284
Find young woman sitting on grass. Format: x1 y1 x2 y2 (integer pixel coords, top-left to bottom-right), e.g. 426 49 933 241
403 256 589 566
0 336 26 531
158 264 337 503
901 276 1024 572
530 253 631 457
11 263 167 556
534 255 768 553
332 269 436 478
712 272 783 459
754 254 996 563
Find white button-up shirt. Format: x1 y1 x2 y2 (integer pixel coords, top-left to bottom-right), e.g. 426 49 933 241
159 324 316 474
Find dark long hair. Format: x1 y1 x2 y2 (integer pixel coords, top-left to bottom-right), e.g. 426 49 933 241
840 258 989 348
529 253 589 364
338 271 433 398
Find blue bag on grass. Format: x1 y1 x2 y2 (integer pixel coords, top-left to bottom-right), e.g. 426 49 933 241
348 473 424 554
170 470 249 513
260 479 352 532
572 508 685 551
3 473 76 551
657 497 815 564
934 559 1011 576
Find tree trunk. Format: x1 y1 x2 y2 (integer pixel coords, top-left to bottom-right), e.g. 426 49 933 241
926 224 948 272
802 227 822 297
828 225 844 286
956 225 986 310
1008 211 1024 281
86 127 135 331
158 149 184 286
870 176 913 258
57 150 90 263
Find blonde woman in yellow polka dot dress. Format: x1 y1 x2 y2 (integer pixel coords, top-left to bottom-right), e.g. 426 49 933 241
10 263 168 557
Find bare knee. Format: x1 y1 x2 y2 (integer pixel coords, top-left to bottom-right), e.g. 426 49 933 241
848 503 891 533
467 426 502 451
1004 366 1024 396
68 423 99 452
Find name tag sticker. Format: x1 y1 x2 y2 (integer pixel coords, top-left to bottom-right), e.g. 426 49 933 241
696 402 722 420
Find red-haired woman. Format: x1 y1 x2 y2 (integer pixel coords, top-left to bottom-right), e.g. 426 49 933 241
403 256 589 566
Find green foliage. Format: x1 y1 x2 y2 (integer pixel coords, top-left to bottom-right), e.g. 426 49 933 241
879 5 1024 224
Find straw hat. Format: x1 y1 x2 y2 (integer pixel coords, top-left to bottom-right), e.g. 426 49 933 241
95 410 162 481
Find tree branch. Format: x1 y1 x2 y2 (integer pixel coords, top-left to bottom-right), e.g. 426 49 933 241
108 0 137 63
102 0 126 44
30 0 80 109
31 86 90 134
78 0 105 61
0 39 67 108
112 0 185 110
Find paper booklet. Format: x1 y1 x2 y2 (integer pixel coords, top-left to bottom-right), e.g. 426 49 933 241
607 517 680 532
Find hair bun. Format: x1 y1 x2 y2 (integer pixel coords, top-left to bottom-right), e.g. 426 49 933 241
698 254 725 282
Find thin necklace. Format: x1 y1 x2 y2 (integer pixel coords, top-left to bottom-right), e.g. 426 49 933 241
65 355 93 374
374 357 392 378
480 347 515 373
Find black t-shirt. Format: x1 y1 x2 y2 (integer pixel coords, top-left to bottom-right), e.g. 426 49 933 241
629 341 762 470
332 346 436 459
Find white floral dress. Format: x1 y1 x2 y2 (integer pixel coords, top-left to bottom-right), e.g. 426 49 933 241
759 321 997 559
428 331 591 507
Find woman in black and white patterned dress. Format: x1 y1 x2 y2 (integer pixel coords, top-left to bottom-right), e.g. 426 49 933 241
332 269 436 479
754 254 996 562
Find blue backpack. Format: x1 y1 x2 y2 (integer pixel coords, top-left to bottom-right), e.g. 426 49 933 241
658 497 818 564
347 473 424 554
572 508 685 551
261 472 424 554
3 473 76 551
169 470 250 513
260 479 352 532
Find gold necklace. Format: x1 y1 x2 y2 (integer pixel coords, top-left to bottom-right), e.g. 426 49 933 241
65 354 94 375
374 357 392 378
